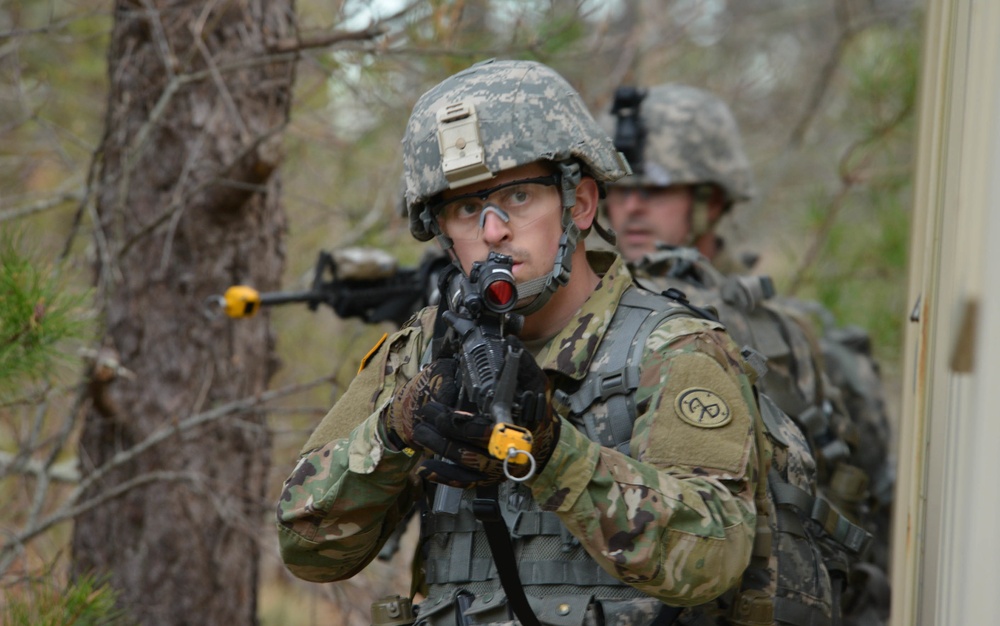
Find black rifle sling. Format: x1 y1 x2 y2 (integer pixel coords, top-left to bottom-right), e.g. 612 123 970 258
473 484 541 626
651 604 684 625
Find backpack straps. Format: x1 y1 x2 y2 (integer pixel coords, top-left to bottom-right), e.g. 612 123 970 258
769 475 873 556
554 287 693 456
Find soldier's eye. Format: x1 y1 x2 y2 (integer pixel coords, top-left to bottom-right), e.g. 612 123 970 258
447 201 482 220
504 188 531 207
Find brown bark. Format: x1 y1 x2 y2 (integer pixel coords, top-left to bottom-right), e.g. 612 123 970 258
72 2 296 624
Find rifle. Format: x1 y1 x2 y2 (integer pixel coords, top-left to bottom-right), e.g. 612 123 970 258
437 251 544 626
436 251 536 480
207 247 450 326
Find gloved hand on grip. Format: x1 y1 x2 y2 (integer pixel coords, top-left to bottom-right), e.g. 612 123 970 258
414 338 560 488
506 336 560 475
413 405 506 488
381 358 462 451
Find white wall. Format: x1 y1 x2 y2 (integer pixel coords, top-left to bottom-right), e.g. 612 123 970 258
895 1 1000 623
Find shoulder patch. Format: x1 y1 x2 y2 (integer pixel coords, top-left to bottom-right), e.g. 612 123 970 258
647 351 753 476
675 388 732 428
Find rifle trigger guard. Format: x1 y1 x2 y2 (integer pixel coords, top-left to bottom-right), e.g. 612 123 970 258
504 449 536 483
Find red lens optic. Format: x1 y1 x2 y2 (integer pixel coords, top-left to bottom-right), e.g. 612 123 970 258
485 280 514 307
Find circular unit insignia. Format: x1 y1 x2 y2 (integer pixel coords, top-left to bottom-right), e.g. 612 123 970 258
675 387 732 428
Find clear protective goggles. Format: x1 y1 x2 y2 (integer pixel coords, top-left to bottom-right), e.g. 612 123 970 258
431 174 561 241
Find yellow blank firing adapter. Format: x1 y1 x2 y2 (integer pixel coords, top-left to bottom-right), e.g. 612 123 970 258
489 423 536 482
221 286 262 318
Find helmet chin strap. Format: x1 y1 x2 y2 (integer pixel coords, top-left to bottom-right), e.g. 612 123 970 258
684 184 715 247
510 161 583 316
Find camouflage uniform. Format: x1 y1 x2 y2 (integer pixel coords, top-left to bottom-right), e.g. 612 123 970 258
277 59 775 625
277 251 767 625
630 251 857 626
605 83 891 625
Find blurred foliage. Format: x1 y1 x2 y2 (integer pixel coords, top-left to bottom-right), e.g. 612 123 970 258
0 228 93 398
788 21 919 367
1 573 131 626
0 1 109 256
0 229 95 618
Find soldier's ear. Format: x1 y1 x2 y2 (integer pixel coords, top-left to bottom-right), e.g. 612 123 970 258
571 177 599 230
703 184 727 224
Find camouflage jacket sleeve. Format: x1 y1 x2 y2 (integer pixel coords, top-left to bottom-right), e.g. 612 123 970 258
275 310 435 583
528 252 760 606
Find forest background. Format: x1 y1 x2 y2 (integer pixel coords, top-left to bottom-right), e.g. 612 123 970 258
0 1 919 624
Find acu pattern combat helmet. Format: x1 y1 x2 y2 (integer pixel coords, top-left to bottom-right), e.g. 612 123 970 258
402 58 630 242
609 83 756 209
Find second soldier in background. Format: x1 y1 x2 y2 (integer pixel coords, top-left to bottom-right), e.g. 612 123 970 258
603 82 893 626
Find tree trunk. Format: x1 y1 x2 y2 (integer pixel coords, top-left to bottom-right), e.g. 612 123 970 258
72 2 296 624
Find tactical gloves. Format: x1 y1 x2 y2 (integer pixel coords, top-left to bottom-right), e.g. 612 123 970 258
503 336 560 475
414 337 560 489
382 358 462 451
382 339 560 488
412 406 507 487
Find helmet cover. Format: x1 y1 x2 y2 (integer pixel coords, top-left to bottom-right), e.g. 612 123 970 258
404 58 629 241
605 83 755 206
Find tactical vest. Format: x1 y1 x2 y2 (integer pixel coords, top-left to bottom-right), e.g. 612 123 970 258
631 249 883 521
415 288 691 626
414 287 869 626
631 248 883 624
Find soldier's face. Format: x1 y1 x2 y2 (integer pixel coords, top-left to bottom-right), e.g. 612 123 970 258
605 184 694 262
438 163 565 285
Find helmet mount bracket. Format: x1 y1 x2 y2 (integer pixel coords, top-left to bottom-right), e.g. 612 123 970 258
436 100 493 189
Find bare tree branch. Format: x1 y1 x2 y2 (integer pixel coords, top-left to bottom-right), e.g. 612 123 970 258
0 452 80 483
268 24 389 54
0 470 204 577
787 3 913 149
117 121 288 260
0 9 105 42
157 133 207 276
76 374 334 493
138 0 179 80
0 374 334 579
0 190 87 224
787 94 914 293
195 35 251 143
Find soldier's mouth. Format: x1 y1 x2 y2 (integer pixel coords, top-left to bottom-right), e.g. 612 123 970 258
621 229 652 244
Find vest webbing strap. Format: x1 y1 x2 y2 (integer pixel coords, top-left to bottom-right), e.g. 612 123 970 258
776 507 808 540
424 556 623 587
769 471 873 556
424 507 566 538
652 604 684 626
556 287 693 456
562 297 649 454
473 484 541 626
